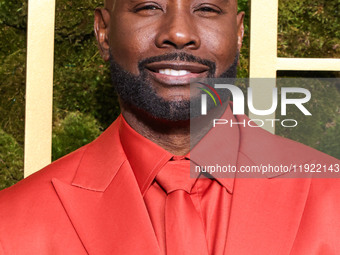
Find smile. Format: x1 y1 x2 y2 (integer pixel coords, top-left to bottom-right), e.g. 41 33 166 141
158 69 191 76
145 61 210 85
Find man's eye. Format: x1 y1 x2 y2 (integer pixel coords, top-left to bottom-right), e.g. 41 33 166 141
194 5 223 16
134 4 163 14
197 7 220 13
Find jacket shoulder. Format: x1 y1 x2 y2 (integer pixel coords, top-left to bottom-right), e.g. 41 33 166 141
239 122 339 166
0 145 87 212
0 146 91 254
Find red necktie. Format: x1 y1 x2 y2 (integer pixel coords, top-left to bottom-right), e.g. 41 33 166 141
156 160 209 255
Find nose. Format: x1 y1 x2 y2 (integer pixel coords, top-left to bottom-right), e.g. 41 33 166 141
155 11 201 50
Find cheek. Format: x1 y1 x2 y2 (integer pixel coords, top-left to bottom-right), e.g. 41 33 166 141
109 17 156 74
215 35 238 74
200 20 238 75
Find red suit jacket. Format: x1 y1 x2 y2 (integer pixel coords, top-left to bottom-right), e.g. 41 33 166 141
0 114 340 255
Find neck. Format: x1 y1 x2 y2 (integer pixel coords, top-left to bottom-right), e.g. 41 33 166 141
120 101 229 156
121 106 191 156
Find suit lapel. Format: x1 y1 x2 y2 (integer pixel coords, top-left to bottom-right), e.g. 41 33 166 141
224 115 313 255
52 117 161 255
225 173 311 255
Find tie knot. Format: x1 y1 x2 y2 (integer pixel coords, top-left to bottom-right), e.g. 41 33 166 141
156 160 196 194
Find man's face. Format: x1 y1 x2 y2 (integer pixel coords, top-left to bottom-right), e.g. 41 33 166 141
95 0 244 120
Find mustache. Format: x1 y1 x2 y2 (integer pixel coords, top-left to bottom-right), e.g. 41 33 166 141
138 52 216 75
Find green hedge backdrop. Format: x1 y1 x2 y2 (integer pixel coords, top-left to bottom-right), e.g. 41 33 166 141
0 0 339 190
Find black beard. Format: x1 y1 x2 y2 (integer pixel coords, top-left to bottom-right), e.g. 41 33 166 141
109 52 239 121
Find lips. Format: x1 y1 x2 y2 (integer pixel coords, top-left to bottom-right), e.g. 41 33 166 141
145 61 210 85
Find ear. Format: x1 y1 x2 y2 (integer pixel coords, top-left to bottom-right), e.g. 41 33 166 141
94 8 111 61
236 12 245 51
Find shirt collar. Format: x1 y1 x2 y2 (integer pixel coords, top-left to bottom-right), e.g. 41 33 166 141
190 105 239 193
119 116 173 196
119 105 239 195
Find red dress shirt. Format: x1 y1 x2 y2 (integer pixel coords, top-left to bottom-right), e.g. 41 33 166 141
119 107 240 255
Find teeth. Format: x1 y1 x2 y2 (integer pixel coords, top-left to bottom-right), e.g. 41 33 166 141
159 69 191 76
